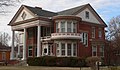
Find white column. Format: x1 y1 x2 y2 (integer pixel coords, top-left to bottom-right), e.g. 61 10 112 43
65 43 67 56
11 31 15 60
71 43 74 56
18 44 20 56
22 28 26 60
37 25 41 57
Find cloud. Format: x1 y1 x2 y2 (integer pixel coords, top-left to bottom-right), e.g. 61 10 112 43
0 0 119 39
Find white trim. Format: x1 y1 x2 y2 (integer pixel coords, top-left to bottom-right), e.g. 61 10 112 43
37 25 41 57
11 31 15 60
22 28 26 60
92 45 97 56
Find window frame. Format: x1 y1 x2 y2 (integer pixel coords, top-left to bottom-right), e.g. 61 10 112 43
85 11 89 19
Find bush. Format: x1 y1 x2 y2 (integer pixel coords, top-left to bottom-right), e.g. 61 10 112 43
27 56 86 67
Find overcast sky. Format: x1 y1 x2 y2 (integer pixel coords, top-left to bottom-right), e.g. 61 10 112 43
0 0 120 39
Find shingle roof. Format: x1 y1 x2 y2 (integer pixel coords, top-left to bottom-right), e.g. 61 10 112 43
57 4 87 15
24 5 58 17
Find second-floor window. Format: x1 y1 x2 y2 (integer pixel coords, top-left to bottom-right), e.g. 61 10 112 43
55 20 77 33
98 28 102 38
91 27 95 38
61 21 65 32
67 21 72 32
81 32 88 47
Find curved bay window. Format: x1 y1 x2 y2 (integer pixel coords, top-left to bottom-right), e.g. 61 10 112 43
55 20 77 33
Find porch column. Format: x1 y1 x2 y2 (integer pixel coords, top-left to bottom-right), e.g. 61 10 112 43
18 44 20 56
22 28 27 60
37 25 41 57
11 30 15 60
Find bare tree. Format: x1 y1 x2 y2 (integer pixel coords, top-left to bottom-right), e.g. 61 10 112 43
107 15 120 65
0 0 23 14
0 32 11 46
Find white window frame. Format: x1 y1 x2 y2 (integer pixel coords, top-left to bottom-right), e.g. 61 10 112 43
55 41 77 57
98 28 102 38
85 11 89 19
92 27 95 38
81 32 88 47
21 12 26 20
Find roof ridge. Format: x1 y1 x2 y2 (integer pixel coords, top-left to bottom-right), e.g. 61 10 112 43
57 3 88 13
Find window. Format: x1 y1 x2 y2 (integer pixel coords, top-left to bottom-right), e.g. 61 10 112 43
73 43 77 56
44 48 47 53
67 21 72 32
2 52 6 60
82 32 88 46
28 46 32 57
67 43 71 56
48 45 51 55
85 11 89 19
91 27 95 38
100 46 104 57
56 43 60 55
61 21 65 32
92 46 97 56
73 23 77 33
21 12 26 20
99 28 102 38
61 43 65 56
56 22 59 33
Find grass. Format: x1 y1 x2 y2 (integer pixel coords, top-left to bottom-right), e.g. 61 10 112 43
0 66 119 70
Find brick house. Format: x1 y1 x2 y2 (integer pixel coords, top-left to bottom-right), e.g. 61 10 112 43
0 43 11 61
8 4 107 62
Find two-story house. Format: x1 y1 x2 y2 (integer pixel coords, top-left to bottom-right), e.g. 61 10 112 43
8 4 107 62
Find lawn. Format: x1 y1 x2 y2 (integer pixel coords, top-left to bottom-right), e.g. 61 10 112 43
0 66 119 70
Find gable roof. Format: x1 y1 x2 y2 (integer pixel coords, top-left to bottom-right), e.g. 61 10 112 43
58 4 107 27
58 4 87 15
8 5 57 26
24 5 57 17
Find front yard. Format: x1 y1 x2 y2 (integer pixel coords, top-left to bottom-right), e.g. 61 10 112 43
0 66 119 70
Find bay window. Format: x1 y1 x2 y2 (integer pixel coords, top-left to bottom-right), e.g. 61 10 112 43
55 20 77 33
56 42 77 57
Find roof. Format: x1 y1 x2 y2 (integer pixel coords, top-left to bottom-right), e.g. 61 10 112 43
24 5 58 17
0 44 11 51
57 4 87 15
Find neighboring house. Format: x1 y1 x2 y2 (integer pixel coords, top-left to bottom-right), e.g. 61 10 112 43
0 43 11 61
8 4 107 63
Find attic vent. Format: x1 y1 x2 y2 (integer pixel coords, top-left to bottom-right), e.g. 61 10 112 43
35 7 42 9
21 12 26 20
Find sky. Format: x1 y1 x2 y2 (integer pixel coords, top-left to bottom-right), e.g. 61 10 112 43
0 0 120 44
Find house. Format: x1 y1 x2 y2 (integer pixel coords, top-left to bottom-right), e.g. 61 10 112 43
8 4 107 62
0 43 11 61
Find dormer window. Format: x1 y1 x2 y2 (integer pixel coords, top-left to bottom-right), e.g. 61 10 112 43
21 12 26 20
85 11 89 19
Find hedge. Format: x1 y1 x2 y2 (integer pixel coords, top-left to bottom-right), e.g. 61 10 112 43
27 56 86 67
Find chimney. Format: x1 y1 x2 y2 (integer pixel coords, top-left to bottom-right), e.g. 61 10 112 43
35 6 42 9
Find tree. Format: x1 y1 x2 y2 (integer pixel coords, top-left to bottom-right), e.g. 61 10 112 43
0 32 11 46
86 56 101 70
107 15 120 65
0 0 22 14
